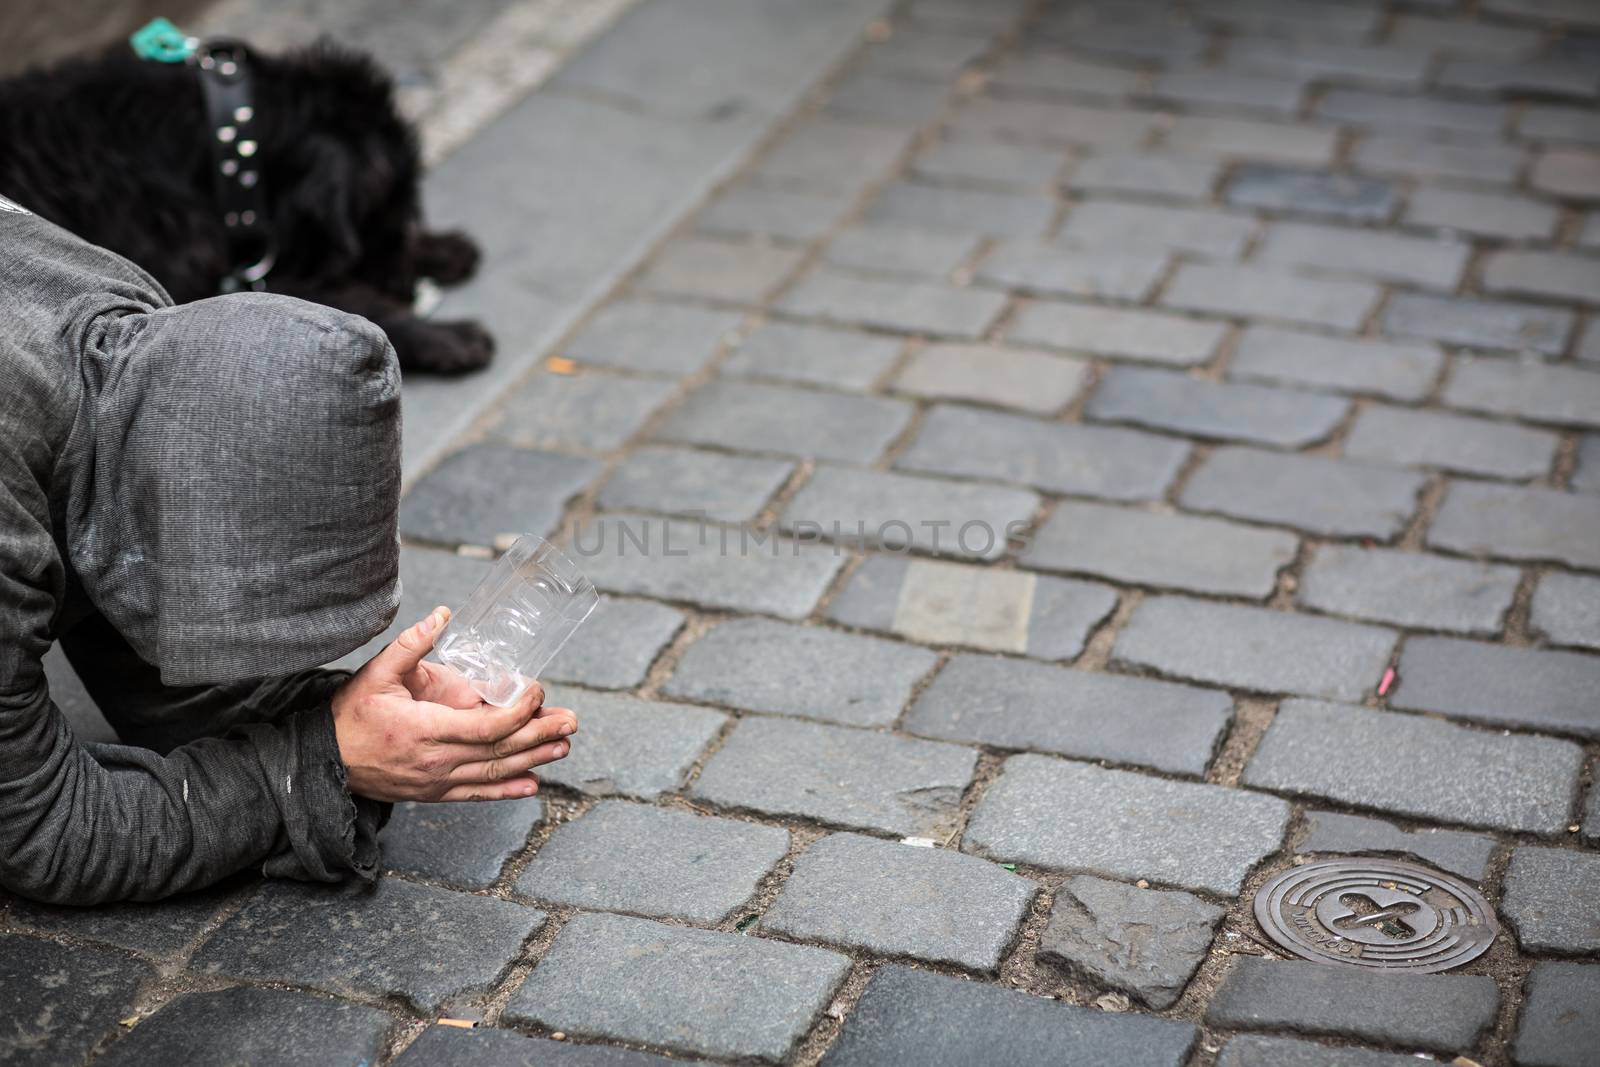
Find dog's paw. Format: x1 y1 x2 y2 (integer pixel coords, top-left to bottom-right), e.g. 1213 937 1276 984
406 318 495 375
415 230 481 286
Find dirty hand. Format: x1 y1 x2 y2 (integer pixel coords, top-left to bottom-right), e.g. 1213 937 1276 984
331 607 578 802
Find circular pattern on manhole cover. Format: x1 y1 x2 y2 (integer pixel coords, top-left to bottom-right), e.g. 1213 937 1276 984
1253 858 1498 973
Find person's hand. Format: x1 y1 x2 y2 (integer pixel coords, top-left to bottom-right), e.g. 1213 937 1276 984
331 606 578 802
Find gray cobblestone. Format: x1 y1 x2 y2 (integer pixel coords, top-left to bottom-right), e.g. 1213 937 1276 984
1579 435 1600 493
751 117 915 193
564 300 742 376
965 754 1291 894
825 71 948 126
690 716 977 837
635 237 805 305
1405 187 1560 240
1057 201 1257 257
395 1026 701 1067
1230 326 1442 401
1116 596 1396 701
1391 637 1600 739
1389 14 1540 56
1298 545 1519 635
1343 405 1558 479
1182 447 1426 539
1245 699 1582 835
1052 22 1210 65
905 653 1232 776
900 403 1189 499
1037 875 1224 1009
890 343 1089 414
1163 263 1380 331
1023 501 1297 598
761 833 1035 971
535 687 726 800
865 182 1057 238
488 370 676 453
1206 957 1499 1053
663 617 938 728
1582 319 1600 363
824 226 982 279
1216 1035 1422 1067
8 886 233 958
656 379 913 462
697 183 853 242
1202 0 1379 39
1502 847 1600 954
948 97 1155 147
192 879 545 1013
820 965 1198 1067
597 446 794 523
988 49 1140 99
1087 366 1349 448
400 446 602 547
550 597 686 690
1148 68 1306 116
517 800 788 922
0 934 152 1067
1522 105 1600 146
828 555 1118 660
94 988 392 1067
1067 153 1221 199
780 465 1040 561
1009 301 1228 366
1532 148 1600 199
1514 963 1600 1067
1354 134 1524 183
1256 222 1469 290
1428 481 1600 569
1224 166 1399 222
977 241 1167 301
859 25 991 81
1297 810 1496 882
1319 89 1506 134
1445 357 1600 424
723 320 903 391
779 267 1009 338
506 912 848 1063
1482 250 1600 306
1532 573 1600 650
383 797 543 889
1164 115 1338 165
911 139 1067 189
1224 39 1430 89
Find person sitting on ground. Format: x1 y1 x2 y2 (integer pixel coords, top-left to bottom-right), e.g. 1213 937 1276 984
0 196 575 905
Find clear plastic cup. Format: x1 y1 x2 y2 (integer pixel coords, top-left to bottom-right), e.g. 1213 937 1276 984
434 535 599 706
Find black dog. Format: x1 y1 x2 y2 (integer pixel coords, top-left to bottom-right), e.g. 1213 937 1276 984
0 41 492 374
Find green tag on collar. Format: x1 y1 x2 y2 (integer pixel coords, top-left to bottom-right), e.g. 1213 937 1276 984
130 18 195 63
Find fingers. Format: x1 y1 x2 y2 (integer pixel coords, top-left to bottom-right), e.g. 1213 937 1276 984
449 738 570 785
437 706 576 765
438 776 541 803
429 680 549 744
367 606 450 680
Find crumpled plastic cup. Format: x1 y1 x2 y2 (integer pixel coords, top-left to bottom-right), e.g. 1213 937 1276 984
434 535 599 706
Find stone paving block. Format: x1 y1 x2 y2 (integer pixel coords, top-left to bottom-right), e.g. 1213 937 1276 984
1354 134 1525 184
825 70 949 126
890 343 1088 414
780 464 1041 561
865 182 1057 237
1392 637 1600 739
1532 573 1600 651
534 687 726 800
94 987 393 1067
723 320 904 391
1298 545 1519 635
1484 0 1600 26
761 833 1035 972
977 241 1166 301
506 912 848 1063
1532 149 1600 200
751 117 916 193
1225 39 1430 89
0 933 152 1067
948 97 1155 147
548 597 686 691
1202 0 1381 39
1514 962 1600 1067
1037 874 1224 1009
597 446 794 523
911 139 1068 189
1230 326 1442 402
1483 250 1600 306
1245 700 1583 835
1049 21 1211 65
898 403 1190 500
697 183 854 242
1181 447 1426 539
1067 153 1221 199
778 267 1009 339
1343 405 1558 480
383 797 542 889
7 885 233 957
1297 810 1496 882
635 236 805 304
573 514 844 618
860 25 991 80
1428 482 1600 569
1087 366 1349 448
1256 221 1469 290
1022 501 1297 598
1224 165 1398 221
1523 105 1600 146
517 800 787 923
1164 115 1338 165
564 299 743 376
1216 1035 1425 1067
1503 847 1600 954
1009 301 1227 366
966 754 1290 894
905 653 1232 776
655 379 914 462
1319 89 1506 134
1583 320 1600 363
663 617 938 728
1057 201 1257 257
191 879 545 1013
1163 262 1380 332
824 225 982 279
827 555 1118 661
1389 14 1540 56
399 445 602 547
1579 435 1600 493
396 1025 704 1067
988 49 1140 99
1444 357 1600 427
1206 957 1498 1053
822 964 1197 1067
1405 187 1560 240
1147 68 1307 116
488 370 677 453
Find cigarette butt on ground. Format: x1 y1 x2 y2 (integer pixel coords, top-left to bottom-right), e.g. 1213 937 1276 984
436 1018 478 1029
545 356 577 374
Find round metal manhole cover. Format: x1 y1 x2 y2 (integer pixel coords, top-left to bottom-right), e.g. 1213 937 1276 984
1253 858 1498 973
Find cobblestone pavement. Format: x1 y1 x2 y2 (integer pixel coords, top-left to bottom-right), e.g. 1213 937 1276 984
8 0 1600 1064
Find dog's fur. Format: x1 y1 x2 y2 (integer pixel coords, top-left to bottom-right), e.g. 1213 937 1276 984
0 43 492 374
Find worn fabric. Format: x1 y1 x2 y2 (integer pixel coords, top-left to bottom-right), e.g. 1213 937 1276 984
0 203 402 903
